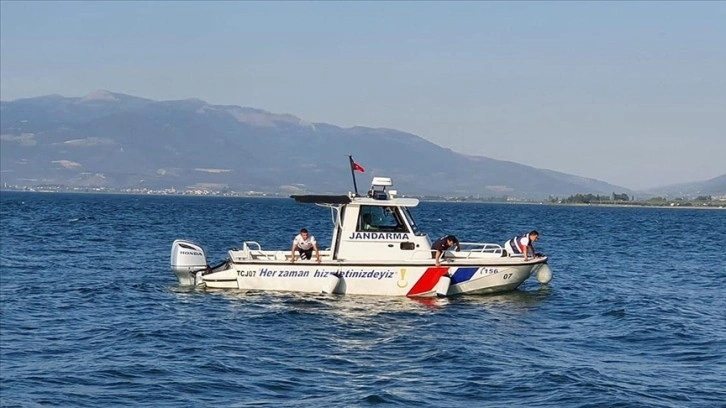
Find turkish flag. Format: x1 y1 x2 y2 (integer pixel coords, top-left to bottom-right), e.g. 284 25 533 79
352 162 365 173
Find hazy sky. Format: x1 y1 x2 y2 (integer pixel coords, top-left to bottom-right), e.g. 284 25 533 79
1 1 724 190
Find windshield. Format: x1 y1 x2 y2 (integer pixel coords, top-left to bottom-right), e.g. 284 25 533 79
358 205 409 232
403 207 423 235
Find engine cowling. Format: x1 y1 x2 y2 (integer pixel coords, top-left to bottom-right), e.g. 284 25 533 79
170 239 208 285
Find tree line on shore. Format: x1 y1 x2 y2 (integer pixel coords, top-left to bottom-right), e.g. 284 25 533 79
552 193 717 206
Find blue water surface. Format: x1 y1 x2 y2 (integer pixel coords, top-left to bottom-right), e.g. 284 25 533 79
1 192 724 407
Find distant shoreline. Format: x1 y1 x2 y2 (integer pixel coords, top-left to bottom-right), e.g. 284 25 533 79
2 188 724 209
419 199 725 210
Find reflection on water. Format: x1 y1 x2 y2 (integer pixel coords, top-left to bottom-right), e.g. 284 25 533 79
187 284 554 320
450 285 553 309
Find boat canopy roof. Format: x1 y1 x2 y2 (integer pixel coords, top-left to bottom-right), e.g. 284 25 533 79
291 195 352 205
291 194 419 207
352 196 420 207
291 177 419 207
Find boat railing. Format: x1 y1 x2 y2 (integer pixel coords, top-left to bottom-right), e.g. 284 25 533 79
241 241 277 260
390 242 505 261
238 241 332 262
234 241 504 262
456 242 505 258
460 241 504 251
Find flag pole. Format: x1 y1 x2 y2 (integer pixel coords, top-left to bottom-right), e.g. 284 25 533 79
348 155 359 196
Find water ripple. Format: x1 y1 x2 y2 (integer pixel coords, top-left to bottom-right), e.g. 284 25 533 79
2 193 725 406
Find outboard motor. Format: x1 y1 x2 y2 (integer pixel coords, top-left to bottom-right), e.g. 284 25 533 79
171 240 208 285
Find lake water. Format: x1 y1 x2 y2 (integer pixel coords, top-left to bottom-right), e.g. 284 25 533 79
1 192 724 407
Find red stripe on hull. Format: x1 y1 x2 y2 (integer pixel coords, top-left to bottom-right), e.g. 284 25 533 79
407 267 448 297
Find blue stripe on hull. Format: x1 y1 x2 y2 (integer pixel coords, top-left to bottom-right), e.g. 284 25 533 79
450 267 479 285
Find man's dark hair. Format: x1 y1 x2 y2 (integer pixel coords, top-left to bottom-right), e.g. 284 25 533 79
300 228 308 233
446 235 459 244
529 230 539 236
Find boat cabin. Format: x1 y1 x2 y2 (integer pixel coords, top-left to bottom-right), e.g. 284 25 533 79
292 177 433 262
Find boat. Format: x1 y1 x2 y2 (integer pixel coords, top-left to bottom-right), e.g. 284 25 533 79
170 174 552 298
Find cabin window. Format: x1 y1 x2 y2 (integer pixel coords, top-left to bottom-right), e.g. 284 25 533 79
402 207 423 235
358 206 409 233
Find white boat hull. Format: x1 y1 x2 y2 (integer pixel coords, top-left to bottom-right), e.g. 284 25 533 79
197 258 546 297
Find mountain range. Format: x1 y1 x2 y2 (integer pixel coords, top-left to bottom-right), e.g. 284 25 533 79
1 90 724 198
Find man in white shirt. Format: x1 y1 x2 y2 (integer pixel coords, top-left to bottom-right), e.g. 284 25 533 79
291 228 321 263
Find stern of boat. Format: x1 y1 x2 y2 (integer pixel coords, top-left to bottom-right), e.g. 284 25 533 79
170 239 208 285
